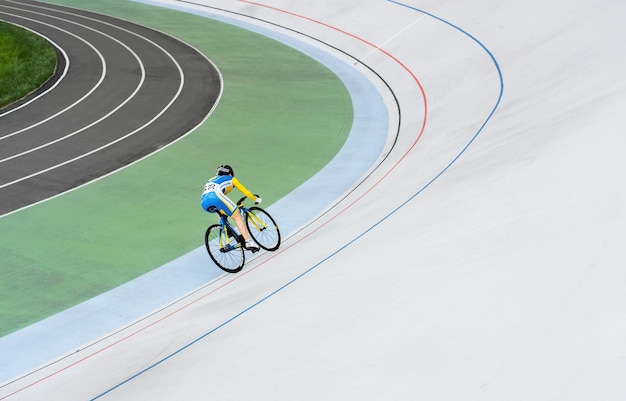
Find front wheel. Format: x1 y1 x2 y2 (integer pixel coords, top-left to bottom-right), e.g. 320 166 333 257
245 207 281 251
205 224 245 273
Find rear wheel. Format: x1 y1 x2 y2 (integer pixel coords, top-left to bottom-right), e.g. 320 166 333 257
245 207 281 251
205 224 245 273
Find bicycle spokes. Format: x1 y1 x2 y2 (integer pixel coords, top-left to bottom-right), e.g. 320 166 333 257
204 205 280 273
245 207 281 251
205 224 245 273
219 229 235 251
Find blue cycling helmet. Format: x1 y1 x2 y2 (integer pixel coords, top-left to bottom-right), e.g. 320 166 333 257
216 164 234 176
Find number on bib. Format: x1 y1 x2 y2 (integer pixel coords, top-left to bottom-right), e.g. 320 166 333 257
203 183 217 194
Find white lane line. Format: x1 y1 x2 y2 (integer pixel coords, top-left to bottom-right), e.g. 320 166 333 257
0 3 186 188
356 14 427 63
0 6 141 157
0 10 104 140
0 27 143 162
0 19 70 118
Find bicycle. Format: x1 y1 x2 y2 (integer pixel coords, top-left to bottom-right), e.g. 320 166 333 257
204 196 281 273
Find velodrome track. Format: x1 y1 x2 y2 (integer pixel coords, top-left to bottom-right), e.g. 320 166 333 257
2 0 626 400
0 0 356 340
1 0 370 390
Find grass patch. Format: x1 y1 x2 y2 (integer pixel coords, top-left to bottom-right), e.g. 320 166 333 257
0 21 57 109
0 1 353 336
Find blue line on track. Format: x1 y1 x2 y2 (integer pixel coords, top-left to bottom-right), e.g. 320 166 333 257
0 0 389 384
94 2 504 398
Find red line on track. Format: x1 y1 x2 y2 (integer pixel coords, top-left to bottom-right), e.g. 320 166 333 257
2 2 428 398
238 0 428 235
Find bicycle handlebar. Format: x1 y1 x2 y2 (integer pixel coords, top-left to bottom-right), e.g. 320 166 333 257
237 194 260 207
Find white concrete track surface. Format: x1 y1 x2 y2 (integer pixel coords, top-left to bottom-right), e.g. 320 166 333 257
2 0 626 400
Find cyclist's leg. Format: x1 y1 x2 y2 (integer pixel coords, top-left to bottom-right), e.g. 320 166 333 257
206 192 254 243
232 210 252 242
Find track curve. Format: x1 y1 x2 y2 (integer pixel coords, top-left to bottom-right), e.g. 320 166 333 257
0 0 220 216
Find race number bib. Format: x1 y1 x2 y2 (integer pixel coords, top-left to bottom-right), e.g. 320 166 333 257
202 182 217 194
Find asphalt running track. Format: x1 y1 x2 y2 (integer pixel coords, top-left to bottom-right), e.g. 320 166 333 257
0 0 219 216
0 0 387 385
0 0 500 396
2 0 508 396
0 0 357 338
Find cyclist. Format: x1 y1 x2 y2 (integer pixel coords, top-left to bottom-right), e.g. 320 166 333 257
201 164 262 251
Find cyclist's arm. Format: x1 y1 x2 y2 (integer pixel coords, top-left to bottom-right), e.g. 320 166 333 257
232 177 256 200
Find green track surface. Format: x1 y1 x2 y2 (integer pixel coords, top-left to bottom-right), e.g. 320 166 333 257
0 0 353 336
